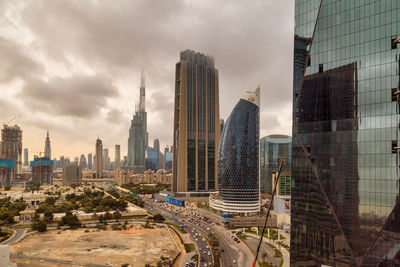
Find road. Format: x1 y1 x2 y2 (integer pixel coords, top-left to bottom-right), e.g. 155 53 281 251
144 201 214 266
144 199 244 267
2 228 28 245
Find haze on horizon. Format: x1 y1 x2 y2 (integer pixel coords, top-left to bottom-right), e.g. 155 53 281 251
0 0 294 161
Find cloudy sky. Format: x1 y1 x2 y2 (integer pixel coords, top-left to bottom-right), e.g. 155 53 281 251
0 0 294 161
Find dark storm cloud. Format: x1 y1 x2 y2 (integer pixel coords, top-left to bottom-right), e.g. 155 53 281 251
19 0 293 108
1 0 294 156
19 76 118 118
0 36 43 83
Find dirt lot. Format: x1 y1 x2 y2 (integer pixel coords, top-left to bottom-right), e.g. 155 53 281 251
11 224 179 267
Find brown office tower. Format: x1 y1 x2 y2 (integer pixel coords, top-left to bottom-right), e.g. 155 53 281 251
1 125 22 175
172 50 220 193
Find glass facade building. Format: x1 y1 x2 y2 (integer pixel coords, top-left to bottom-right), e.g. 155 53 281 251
210 88 260 214
291 1 400 266
146 146 159 172
260 134 292 193
172 50 220 193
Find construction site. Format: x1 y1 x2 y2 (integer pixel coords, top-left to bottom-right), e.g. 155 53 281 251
10 223 181 267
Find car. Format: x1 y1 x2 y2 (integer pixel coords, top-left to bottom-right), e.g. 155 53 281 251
195 238 198 241
236 240 240 243
221 249 225 252
202 238 205 242
206 245 209 248
203 250 206 254
204 263 207 267
185 261 189 266
233 260 237 264
201 257 205 262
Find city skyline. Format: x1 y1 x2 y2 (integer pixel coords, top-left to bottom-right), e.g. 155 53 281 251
0 1 294 160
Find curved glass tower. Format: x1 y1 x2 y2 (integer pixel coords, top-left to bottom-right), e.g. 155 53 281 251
210 87 260 215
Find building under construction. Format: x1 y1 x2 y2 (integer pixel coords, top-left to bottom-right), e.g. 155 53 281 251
1 124 22 175
0 159 16 187
30 157 54 185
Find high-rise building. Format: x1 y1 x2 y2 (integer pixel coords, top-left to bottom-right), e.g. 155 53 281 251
115 145 121 169
172 49 220 193
73 157 79 165
30 157 53 185
210 88 260 215
44 131 51 159
23 148 28 167
260 135 292 194
291 1 400 266
95 138 103 178
0 159 16 187
1 125 22 174
103 148 109 170
146 146 159 171
153 139 161 169
62 164 82 185
79 154 87 169
87 153 93 170
164 147 173 172
59 156 65 169
128 71 148 173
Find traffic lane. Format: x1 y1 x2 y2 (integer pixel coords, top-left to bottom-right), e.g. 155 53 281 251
151 202 237 266
144 204 212 265
148 204 213 265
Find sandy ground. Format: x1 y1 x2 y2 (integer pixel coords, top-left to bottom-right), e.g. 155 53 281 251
11 224 179 267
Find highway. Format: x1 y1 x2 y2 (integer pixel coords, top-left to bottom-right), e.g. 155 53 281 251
143 199 241 267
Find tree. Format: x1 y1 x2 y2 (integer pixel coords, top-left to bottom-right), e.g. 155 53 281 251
152 214 165 222
104 212 113 220
113 211 122 219
59 211 81 229
32 220 47 232
45 197 56 205
44 211 54 223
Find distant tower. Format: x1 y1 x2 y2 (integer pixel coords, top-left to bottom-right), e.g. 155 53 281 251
103 148 109 171
95 138 103 178
44 131 51 159
115 145 121 169
24 148 29 166
153 139 161 169
1 125 22 175
79 154 87 169
128 71 148 173
87 153 93 170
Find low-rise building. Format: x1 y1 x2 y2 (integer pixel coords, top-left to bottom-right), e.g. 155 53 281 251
114 168 172 185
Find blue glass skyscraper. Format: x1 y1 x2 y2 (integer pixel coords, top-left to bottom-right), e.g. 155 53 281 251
210 88 260 215
291 1 400 266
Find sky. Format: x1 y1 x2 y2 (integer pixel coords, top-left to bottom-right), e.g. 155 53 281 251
0 0 294 161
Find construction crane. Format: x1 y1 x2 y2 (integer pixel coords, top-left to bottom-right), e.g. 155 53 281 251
3 114 20 127
252 158 286 267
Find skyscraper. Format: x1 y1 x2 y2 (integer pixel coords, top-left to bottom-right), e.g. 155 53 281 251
209 88 260 215
103 148 109 171
146 146 159 171
153 139 160 169
44 131 51 159
115 145 121 169
79 154 87 169
87 153 93 170
1 125 22 175
23 148 28 167
172 49 220 193
128 71 148 173
95 138 103 178
260 135 292 194
291 1 400 266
